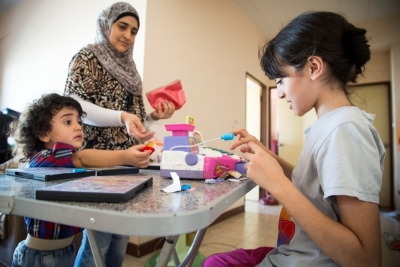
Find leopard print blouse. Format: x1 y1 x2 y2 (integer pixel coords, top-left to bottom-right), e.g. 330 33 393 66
64 48 146 150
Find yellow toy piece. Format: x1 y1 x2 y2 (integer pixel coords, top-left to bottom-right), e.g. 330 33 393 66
186 116 195 126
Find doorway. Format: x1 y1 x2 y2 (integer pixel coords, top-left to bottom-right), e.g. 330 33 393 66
245 73 267 201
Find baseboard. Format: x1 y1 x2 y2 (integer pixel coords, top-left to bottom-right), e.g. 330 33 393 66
126 237 165 258
126 205 245 258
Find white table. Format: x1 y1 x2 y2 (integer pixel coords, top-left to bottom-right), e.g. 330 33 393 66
0 169 256 266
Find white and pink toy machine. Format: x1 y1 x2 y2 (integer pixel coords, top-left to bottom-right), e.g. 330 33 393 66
159 123 246 179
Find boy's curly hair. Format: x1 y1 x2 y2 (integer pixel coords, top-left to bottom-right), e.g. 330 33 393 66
8 93 86 162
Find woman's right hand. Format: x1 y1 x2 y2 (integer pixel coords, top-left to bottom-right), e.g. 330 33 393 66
124 144 151 168
121 112 155 142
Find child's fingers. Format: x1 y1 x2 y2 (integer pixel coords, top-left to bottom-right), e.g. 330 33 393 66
134 144 146 150
246 142 263 154
241 150 254 162
137 159 149 168
231 138 251 150
247 142 257 151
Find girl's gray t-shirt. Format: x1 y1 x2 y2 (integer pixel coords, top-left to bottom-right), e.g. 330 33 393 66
258 106 385 267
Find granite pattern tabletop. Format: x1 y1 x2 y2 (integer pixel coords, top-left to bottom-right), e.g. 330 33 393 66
0 169 256 236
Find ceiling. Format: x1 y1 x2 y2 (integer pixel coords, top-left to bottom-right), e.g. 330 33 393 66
234 0 400 41
1 0 399 42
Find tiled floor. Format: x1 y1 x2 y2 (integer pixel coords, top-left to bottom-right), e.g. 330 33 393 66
0 200 278 267
122 200 281 266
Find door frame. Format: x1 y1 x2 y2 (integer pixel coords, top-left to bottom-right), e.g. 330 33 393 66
245 72 267 200
246 72 267 146
268 86 276 153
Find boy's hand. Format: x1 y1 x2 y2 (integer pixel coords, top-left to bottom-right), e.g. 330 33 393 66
141 146 155 155
124 144 151 168
121 112 155 142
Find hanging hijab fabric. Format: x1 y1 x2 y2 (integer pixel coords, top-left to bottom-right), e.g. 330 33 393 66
87 2 142 95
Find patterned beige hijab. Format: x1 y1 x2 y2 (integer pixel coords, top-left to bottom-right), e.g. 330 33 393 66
88 2 142 95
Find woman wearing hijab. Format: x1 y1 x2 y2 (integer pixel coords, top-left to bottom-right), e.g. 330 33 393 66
65 2 175 267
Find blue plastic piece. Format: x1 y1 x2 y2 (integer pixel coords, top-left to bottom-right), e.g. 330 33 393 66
73 168 86 173
181 184 191 191
235 162 247 174
221 133 234 140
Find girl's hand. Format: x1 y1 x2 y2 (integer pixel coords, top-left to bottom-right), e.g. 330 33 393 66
124 144 151 168
121 112 154 142
150 101 175 120
230 129 264 153
230 129 294 180
242 142 286 193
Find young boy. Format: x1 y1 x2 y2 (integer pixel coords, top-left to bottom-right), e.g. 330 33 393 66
8 93 151 267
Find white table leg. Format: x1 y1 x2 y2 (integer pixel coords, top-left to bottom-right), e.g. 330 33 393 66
156 235 179 267
180 228 207 266
155 227 208 267
86 229 106 267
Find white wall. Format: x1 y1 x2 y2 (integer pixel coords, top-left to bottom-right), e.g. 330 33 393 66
0 0 147 112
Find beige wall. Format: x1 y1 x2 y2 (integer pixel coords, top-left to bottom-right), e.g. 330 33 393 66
360 13 400 52
360 51 391 83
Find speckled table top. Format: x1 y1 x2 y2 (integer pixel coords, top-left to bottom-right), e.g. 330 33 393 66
0 169 256 236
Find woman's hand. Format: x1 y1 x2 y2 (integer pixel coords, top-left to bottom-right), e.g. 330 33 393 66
150 100 175 120
123 144 151 168
121 112 154 142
